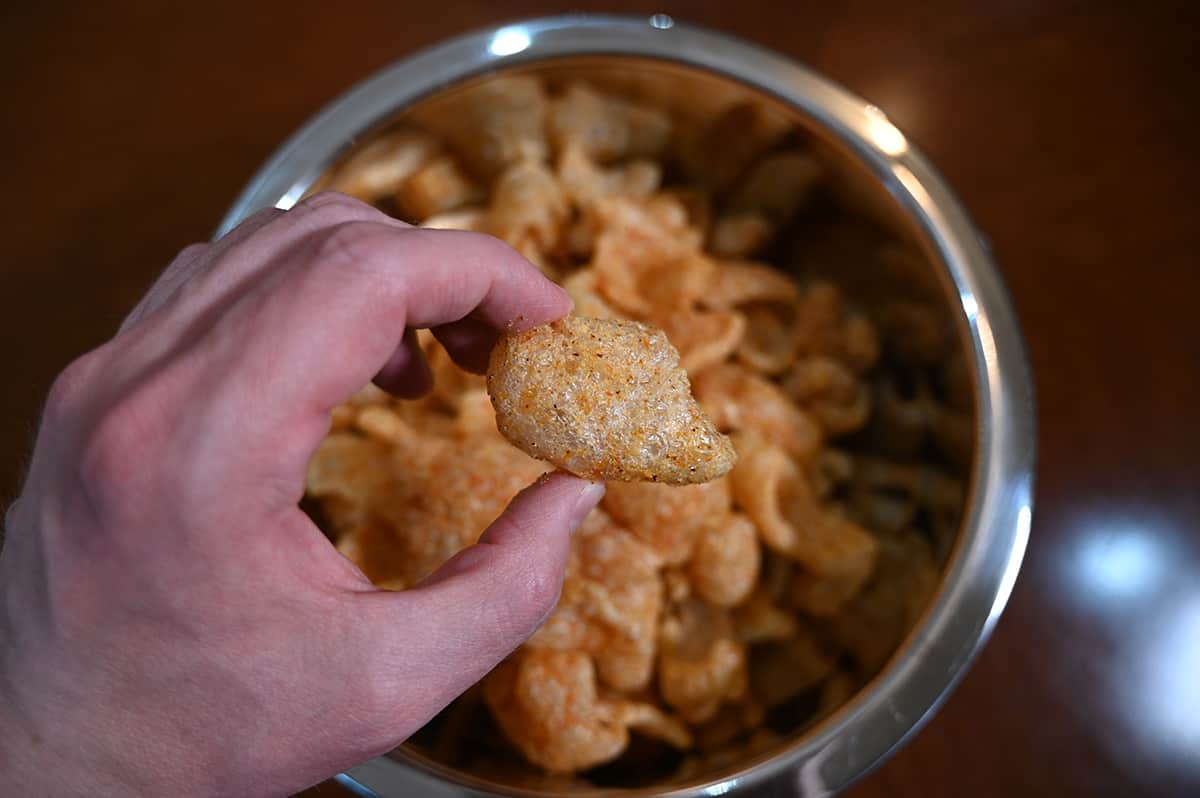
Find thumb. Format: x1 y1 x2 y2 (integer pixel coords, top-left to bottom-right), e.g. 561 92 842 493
357 472 604 735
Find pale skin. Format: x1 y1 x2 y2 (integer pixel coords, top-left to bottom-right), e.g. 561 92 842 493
0 192 605 797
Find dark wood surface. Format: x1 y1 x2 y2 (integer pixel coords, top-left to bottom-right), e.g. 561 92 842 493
3 2 1198 796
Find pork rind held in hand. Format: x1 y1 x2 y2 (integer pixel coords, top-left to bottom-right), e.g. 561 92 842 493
487 316 736 484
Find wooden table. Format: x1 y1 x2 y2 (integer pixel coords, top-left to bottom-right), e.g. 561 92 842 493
3 2 1197 795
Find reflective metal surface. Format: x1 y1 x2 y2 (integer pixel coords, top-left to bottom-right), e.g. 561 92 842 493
219 14 1035 798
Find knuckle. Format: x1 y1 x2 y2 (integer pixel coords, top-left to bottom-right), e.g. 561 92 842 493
75 376 175 515
178 241 210 259
44 352 103 423
312 220 383 270
295 191 376 224
77 405 144 502
521 563 564 622
438 228 512 259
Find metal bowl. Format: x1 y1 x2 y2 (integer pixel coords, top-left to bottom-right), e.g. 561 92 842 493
219 14 1034 797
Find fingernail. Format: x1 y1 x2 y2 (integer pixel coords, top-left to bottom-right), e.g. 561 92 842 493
569 481 606 531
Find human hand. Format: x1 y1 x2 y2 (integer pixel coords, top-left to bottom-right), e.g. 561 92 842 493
0 193 604 797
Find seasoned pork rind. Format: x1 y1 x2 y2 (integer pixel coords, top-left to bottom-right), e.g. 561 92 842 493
487 316 736 484
749 628 837 708
589 196 708 316
731 586 799 644
730 434 879 616
704 260 801 310
561 269 619 320
531 511 663 691
486 158 569 251
725 150 821 223
677 101 792 189
708 212 774 258
419 75 549 177
603 478 731 564
652 306 746 376
784 356 873 438
323 127 441 202
419 206 486 232
308 430 545 589
557 144 661 210
658 600 749 724
688 513 760 607
484 647 690 773
394 154 483 220
694 364 821 462
549 83 673 163
826 536 940 677
846 456 964 561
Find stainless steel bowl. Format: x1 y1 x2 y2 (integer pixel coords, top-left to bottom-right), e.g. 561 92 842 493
219 14 1035 797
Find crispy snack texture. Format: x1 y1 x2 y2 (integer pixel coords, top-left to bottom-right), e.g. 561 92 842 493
486 316 736 484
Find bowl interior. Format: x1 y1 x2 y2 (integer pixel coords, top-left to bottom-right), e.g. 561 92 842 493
310 55 980 796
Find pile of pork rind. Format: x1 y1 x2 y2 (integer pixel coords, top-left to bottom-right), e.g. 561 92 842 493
305 74 973 786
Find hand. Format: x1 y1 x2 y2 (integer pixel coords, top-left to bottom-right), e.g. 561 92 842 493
0 193 605 797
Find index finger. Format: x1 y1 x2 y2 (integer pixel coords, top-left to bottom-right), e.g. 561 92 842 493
216 217 570 421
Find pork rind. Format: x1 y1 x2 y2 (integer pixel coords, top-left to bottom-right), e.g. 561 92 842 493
308 431 546 589
394 154 483 220
419 75 549 177
708 212 774 258
323 127 441 202
658 600 749 724
589 196 708 316
704 259 802 311
486 316 736 484
826 536 941 677
419 206 486 232
749 628 837 708
603 478 732 564
784 356 873 438
694 364 821 463
677 101 792 189
688 513 761 607
549 82 673 163
652 306 746 376
725 150 821 223
486 158 569 251
846 456 965 561
731 586 799 644
484 647 690 773
557 145 661 211
531 511 664 691
730 434 879 616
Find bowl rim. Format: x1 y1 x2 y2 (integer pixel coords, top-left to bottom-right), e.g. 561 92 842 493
218 14 1036 798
